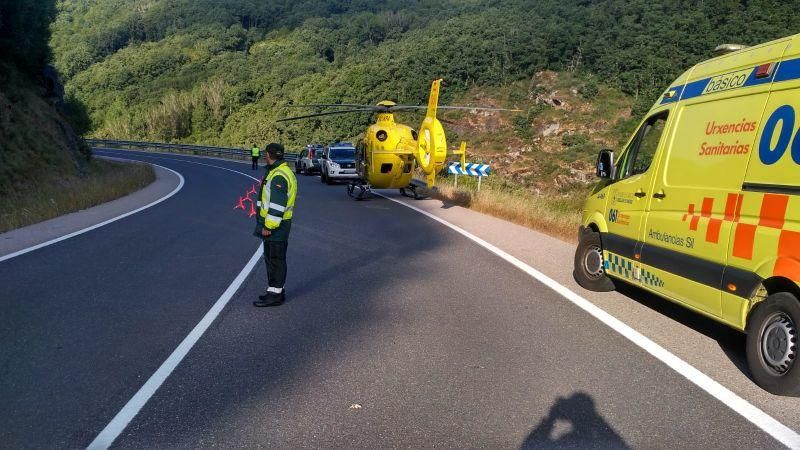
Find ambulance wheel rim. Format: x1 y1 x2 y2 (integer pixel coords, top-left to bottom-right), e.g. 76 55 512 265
760 312 797 375
583 244 604 280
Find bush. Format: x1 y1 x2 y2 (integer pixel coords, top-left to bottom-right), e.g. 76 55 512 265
580 80 599 99
561 133 589 147
512 115 532 139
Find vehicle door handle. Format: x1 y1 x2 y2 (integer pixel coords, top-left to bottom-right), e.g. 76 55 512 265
653 191 667 199
634 190 647 198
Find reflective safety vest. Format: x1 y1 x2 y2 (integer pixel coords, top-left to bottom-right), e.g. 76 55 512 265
259 161 297 230
251 146 260 157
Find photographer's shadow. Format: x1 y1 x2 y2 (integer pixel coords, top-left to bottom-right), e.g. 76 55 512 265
521 392 629 449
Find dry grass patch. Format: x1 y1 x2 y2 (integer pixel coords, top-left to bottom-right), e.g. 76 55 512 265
432 182 583 243
0 159 155 233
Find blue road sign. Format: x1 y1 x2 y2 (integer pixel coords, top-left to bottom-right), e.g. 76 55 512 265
447 162 491 176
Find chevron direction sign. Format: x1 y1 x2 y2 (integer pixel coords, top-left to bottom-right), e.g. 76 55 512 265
447 162 491 176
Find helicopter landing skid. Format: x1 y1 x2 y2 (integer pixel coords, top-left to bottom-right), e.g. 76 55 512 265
347 181 372 200
399 184 429 200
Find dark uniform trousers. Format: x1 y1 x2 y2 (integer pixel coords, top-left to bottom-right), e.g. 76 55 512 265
256 159 293 298
251 156 259 169
263 240 288 295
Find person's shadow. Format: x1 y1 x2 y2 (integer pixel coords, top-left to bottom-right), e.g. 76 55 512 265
521 392 629 449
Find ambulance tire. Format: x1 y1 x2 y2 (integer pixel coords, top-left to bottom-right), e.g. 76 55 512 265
746 293 800 396
573 229 615 292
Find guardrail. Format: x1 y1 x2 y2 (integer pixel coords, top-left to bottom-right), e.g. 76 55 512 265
86 139 299 162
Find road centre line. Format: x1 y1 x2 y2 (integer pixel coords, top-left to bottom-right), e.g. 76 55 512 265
375 192 800 449
87 248 263 449
0 163 185 263
87 155 263 449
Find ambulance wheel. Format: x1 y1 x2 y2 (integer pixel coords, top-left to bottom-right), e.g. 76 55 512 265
746 293 800 396
573 228 615 292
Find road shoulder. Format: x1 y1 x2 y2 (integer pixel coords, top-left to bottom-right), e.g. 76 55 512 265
378 189 800 432
0 157 180 258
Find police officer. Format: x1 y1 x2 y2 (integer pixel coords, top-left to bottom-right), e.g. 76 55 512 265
253 143 297 307
250 144 260 170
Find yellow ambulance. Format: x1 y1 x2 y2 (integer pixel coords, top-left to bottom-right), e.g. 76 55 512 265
574 33 800 396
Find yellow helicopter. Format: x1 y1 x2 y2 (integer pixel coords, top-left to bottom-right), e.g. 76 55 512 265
277 79 519 199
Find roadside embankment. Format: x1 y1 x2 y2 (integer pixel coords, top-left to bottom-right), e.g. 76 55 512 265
432 178 584 243
0 159 155 233
0 157 178 259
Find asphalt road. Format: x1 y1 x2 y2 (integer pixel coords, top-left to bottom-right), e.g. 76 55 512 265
0 150 792 448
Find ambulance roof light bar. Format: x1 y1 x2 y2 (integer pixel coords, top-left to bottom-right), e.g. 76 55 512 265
713 44 748 56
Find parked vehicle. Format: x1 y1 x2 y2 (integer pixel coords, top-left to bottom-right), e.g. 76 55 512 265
295 144 324 174
321 143 358 185
574 33 800 396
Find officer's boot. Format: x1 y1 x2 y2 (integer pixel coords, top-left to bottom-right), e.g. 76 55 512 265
254 290 284 307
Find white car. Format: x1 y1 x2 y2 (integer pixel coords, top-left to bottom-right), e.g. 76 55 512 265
321 144 358 185
295 144 323 175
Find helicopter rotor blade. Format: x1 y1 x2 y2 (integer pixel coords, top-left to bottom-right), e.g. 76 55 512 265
276 108 378 122
389 105 522 112
285 104 379 109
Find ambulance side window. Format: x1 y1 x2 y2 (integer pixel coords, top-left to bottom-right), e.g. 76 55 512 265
618 112 669 179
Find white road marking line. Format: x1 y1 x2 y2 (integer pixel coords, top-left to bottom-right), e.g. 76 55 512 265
87 154 263 449
0 163 184 263
87 248 263 450
376 192 800 449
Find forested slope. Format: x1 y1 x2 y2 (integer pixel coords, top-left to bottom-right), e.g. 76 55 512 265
0 1 88 196
0 2 155 232
52 0 800 149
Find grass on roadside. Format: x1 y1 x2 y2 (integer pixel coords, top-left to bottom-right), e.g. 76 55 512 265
0 159 156 233
431 175 585 243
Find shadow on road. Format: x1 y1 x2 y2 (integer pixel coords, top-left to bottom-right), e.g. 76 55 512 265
113 175 466 446
614 283 750 377
521 392 629 449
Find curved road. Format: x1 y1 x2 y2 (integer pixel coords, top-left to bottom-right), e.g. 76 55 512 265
0 150 793 448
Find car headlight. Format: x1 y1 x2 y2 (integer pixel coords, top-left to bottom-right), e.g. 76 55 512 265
330 162 340 169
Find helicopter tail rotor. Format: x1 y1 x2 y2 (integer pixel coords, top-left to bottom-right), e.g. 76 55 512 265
416 79 449 188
